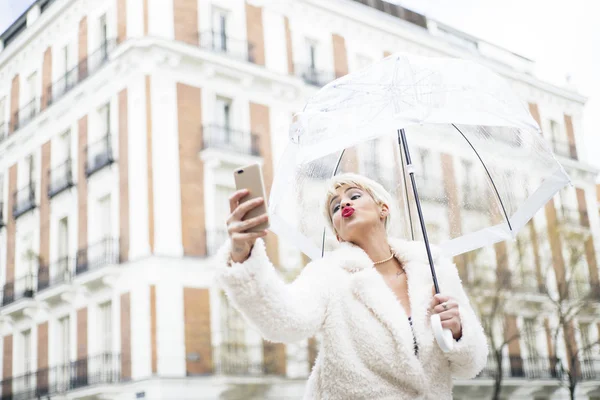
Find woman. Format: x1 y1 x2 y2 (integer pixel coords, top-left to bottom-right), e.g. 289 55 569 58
216 173 488 399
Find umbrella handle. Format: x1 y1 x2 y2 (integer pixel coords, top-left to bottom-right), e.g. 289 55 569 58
430 313 454 353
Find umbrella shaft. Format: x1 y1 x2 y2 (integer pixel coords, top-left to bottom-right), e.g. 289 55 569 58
398 129 441 294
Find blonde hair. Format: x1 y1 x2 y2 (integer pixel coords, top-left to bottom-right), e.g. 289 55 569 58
323 173 393 234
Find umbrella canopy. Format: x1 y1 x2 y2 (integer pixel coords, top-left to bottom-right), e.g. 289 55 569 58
269 53 570 261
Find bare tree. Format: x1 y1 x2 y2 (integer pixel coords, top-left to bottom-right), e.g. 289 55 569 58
541 228 600 400
464 246 523 400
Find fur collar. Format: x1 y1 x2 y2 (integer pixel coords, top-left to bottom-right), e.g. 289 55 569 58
325 237 442 274
322 237 444 385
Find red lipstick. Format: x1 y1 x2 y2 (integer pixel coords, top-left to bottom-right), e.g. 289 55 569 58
342 207 355 218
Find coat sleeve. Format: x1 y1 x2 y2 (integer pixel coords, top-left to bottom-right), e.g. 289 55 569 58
214 238 331 343
439 259 489 379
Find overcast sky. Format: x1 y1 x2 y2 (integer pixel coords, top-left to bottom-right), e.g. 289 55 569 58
2 0 599 175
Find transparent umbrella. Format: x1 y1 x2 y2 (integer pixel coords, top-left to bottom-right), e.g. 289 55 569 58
268 52 570 351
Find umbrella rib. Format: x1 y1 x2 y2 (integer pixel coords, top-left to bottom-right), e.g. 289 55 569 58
451 123 514 233
321 149 346 257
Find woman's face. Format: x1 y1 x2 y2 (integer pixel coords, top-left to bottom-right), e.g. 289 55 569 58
329 184 388 242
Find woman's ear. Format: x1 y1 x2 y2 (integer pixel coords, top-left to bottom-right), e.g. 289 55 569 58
380 203 390 218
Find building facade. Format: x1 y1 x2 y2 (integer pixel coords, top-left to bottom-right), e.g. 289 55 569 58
0 0 597 399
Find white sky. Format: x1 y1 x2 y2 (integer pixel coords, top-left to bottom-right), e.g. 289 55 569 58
1 0 599 175
394 0 600 175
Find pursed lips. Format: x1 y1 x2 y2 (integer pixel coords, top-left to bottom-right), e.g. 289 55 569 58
341 207 355 218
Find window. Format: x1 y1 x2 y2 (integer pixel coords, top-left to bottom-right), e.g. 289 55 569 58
62 45 70 76
58 217 69 267
99 104 110 136
57 316 70 390
59 130 71 163
549 120 560 143
0 97 6 130
579 323 592 358
99 14 108 45
98 195 112 240
215 97 232 139
22 329 32 388
98 302 112 353
523 318 538 357
307 41 317 69
20 233 35 276
212 8 228 51
219 292 248 373
419 149 431 179
26 72 37 102
58 316 70 364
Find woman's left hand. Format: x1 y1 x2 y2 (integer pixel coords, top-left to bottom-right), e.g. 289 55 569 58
429 292 462 340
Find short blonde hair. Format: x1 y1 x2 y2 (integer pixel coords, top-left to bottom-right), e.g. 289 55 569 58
323 173 393 234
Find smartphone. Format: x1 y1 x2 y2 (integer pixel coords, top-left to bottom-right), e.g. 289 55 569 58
233 164 270 232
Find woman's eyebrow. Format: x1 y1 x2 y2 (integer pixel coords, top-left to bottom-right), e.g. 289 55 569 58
329 187 359 207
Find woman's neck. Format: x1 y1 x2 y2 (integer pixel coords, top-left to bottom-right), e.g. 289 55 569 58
353 230 397 274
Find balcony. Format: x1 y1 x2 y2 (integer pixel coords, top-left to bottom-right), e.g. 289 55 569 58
37 257 72 296
48 159 75 198
559 207 589 230
47 40 116 107
12 98 39 132
85 134 114 177
1 274 35 308
477 355 562 380
552 140 578 160
582 358 600 381
12 183 36 219
198 31 255 63
74 238 120 289
201 125 260 157
415 176 446 203
295 64 336 87
0 353 121 400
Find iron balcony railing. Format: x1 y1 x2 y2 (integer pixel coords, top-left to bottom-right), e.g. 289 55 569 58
552 140 578 160
47 40 116 107
198 31 255 63
12 98 39 132
85 134 114 177
581 358 600 381
0 353 121 400
294 64 336 87
12 183 36 219
48 158 74 198
75 237 119 276
37 256 72 292
477 355 562 380
201 125 260 156
1 274 36 307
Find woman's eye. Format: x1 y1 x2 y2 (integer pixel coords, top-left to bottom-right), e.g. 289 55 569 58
351 194 360 200
332 204 340 213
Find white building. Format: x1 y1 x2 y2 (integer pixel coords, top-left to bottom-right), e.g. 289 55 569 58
0 0 597 399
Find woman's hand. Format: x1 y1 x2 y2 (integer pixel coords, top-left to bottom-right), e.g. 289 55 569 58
227 189 269 263
429 292 462 340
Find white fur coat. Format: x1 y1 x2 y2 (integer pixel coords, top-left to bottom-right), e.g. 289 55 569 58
215 238 488 400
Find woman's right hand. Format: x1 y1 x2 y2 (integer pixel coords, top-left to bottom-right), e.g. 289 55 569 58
227 189 269 263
